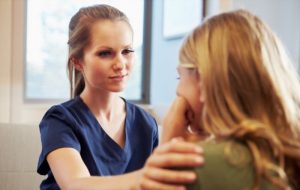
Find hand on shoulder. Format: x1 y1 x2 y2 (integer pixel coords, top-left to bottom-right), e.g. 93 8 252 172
137 138 204 190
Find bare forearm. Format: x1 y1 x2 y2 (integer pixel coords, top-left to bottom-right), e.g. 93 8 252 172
65 170 140 190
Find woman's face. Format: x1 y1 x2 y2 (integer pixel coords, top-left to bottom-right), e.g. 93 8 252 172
176 66 203 116
78 20 134 93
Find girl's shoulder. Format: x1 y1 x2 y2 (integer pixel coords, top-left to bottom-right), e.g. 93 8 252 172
198 139 252 167
187 139 279 190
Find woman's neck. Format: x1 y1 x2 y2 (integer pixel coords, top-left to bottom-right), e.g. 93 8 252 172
79 89 123 121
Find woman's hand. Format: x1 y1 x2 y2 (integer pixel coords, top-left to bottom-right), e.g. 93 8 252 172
137 138 204 190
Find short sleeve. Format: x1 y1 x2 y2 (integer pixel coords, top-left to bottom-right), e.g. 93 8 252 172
152 119 159 149
37 105 81 175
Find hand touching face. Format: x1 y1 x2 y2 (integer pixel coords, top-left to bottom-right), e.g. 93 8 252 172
176 66 202 117
162 96 193 143
162 66 206 142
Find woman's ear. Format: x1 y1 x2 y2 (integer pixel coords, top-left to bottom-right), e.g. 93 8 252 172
71 57 83 71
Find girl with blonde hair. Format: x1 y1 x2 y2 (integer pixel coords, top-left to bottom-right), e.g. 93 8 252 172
163 9 300 190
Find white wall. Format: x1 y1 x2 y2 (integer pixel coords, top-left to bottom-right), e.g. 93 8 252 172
235 0 300 69
207 0 300 69
0 0 52 125
0 0 12 123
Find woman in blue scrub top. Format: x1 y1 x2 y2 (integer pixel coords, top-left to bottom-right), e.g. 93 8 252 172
37 4 204 190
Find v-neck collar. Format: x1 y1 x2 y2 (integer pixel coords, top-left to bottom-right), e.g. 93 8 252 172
75 96 130 156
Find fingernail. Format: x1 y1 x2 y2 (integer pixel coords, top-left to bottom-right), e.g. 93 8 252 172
195 147 203 153
187 173 197 180
195 156 203 163
177 186 185 190
177 186 186 190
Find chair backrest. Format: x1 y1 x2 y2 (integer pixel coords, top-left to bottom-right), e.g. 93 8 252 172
0 123 45 190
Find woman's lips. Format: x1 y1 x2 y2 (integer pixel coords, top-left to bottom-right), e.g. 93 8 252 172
109 74 128 81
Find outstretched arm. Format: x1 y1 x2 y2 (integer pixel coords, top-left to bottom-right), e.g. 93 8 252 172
47 147 138 190
47 139 203 190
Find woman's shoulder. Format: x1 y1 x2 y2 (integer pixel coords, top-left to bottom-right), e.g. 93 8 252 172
41 97 83 123
187 139 279 190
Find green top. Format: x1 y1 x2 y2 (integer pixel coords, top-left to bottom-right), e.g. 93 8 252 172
187 140 280 190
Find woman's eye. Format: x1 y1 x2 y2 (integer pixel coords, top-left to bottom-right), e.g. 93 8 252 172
122 49 135 55
98 51 112 57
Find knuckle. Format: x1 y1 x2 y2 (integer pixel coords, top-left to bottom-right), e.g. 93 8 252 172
153 147 161 154
140 180 148 190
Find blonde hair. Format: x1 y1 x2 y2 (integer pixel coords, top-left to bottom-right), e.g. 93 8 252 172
180 10 300 189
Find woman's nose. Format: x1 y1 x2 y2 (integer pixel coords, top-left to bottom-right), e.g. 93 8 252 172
113 54 126 70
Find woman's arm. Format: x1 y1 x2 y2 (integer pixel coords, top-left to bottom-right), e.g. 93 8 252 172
47 148 139 190
47 139 203 190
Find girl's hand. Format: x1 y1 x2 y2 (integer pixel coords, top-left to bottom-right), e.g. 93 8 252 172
162 97 194 143
138 138 204 190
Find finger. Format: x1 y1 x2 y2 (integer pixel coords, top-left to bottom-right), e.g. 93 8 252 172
168 97 190 116
174 96 190 108
144 167 197 184
147 152 204 168
155 139 203 154
140 177 186 190
172 137 184 141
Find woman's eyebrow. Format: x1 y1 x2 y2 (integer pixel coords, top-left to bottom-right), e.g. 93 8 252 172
123 45 134 49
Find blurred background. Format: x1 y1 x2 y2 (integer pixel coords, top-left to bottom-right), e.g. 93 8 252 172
0 0 299 125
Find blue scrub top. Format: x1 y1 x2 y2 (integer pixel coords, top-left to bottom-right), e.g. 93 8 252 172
37 96 158 190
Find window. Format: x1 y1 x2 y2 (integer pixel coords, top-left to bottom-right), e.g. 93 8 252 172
25 0 145 101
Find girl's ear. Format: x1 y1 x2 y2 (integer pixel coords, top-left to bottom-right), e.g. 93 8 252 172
71 57 83 71
200 90 205 102
198 78 205 103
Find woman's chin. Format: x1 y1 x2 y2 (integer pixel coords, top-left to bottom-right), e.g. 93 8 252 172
109 85 126 93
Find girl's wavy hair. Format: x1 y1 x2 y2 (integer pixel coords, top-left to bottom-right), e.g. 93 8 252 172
180 9 300 189
67 4 132 98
